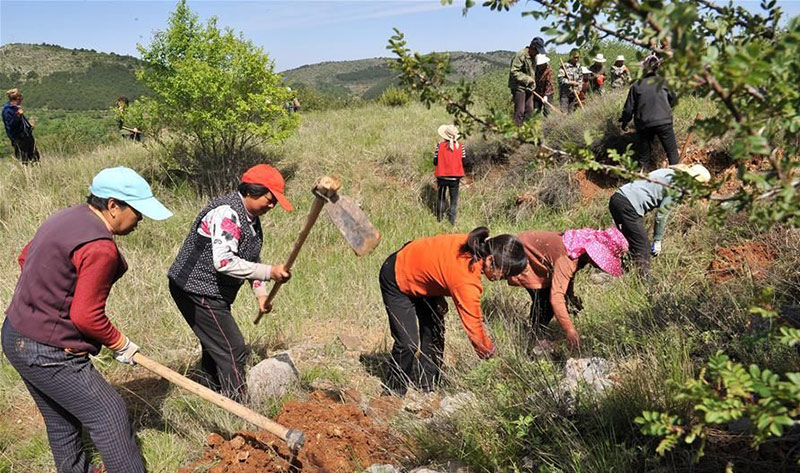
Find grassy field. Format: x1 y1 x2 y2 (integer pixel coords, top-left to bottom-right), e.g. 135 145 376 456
1 100 798 472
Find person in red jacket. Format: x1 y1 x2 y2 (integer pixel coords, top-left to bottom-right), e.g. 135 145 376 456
379 227 528 394
433 124 466 225
2 167 172 473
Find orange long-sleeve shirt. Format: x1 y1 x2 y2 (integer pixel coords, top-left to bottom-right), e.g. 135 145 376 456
394 234 494 357
508 231 580 333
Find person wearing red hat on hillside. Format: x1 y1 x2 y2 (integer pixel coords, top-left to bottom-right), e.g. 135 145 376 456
168 164 293 401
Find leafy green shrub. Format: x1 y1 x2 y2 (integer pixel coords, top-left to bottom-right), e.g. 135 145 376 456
135 0 298 192
378 86 410 107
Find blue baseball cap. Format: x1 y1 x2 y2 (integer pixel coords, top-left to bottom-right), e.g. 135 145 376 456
89 167 173 220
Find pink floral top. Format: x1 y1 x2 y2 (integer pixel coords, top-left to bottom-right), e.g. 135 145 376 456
198 203 271 297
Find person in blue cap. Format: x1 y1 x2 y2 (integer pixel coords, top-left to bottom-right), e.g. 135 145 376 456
2 166 171 473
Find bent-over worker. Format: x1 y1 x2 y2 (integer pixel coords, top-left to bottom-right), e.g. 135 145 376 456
609 163 711 274
2 167 172 473
379 227 527 393
168 164 293 402
509 227 629 349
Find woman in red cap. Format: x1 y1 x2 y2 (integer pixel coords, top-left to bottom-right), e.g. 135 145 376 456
168 164 293 401
509 227 628 349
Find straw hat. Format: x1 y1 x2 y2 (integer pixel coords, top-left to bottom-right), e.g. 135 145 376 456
616 55 625 62
671 163 711 183
535 54 550 66
437 124 459 141
592 53 607 63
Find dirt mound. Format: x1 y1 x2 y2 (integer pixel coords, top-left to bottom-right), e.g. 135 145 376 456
573 169 617 201
180 392 411 473
708 242 776 283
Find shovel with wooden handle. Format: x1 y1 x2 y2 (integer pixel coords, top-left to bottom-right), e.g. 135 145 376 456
132 352 306 453
253 176 381 325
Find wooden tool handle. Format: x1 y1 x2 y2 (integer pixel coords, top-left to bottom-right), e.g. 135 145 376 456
132 353 305 451
531 90 564 115
253 195 327 325
559 57 584 110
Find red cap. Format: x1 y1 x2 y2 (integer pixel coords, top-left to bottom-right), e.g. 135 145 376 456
241 164 294 211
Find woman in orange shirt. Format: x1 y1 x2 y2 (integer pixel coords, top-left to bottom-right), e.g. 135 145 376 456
379 227 527 393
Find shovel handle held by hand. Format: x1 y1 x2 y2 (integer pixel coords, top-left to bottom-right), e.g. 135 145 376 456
132 352 305 452
253 176 341 325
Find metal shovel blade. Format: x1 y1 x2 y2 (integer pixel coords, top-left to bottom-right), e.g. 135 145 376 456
325 195 381 256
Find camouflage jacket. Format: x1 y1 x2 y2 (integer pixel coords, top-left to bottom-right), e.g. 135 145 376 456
557 61 583 94
610 65 632 89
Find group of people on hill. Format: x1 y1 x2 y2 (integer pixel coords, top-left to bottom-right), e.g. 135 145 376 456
3 37 701 473
508 37 635 124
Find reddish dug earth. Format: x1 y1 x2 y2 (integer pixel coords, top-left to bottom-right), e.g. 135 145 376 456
708 242 776 283
180 392 410 473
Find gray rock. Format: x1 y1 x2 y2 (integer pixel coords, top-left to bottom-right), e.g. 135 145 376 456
439 392 477 417
246 351 299 401
366 464 401 473
556 357 617 411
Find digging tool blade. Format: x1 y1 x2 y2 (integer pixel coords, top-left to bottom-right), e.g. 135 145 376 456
325 196 381 256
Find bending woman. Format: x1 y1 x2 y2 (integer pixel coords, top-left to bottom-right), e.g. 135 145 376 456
510 227 629 349
379 227 528 393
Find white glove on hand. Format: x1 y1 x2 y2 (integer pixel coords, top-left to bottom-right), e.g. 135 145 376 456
114 338 140 365
543 95 549 104
651 240 662 257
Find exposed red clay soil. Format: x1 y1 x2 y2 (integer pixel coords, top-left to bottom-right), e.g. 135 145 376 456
179 391 411 473
574 170 616 201
708 242 776 283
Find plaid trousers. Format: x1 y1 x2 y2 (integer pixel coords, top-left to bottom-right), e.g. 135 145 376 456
1 319 145 473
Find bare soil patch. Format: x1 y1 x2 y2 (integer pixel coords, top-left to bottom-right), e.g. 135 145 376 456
179 391 411 473
708 242 776 283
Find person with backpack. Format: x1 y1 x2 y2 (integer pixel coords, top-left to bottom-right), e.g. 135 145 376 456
3 88 40 163
619 54 680 166
434 124 466 225
509 227 629 349
379 227 528 393
2 167 172 473
167 164 293 402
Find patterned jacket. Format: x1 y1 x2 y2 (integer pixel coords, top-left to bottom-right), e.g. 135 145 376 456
169 191 266 304
610 65 633 89
557 61 583 97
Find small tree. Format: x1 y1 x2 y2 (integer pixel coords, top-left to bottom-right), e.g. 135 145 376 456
136 0 297 191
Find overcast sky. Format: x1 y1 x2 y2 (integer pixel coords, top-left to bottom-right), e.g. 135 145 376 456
2 1 798 71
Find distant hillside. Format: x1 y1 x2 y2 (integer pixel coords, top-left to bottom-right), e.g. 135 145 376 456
0 43 148 110
282 50 514 100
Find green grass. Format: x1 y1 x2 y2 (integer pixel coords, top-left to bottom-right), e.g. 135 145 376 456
1 102 798 472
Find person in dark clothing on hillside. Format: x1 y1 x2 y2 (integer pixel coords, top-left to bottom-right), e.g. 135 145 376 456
3 88 40 164
168 164 293 402
433 124 466 225
619 54 679 166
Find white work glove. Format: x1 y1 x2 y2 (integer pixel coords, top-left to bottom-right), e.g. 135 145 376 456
651 240 662 257
543 95 549 104
114 338 140 365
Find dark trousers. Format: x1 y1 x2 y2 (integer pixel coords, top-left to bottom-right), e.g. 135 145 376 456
1 319 145 473
512 89 535 126
638 123 679 166
527 288 555 329
379 252 446 393
609 192 650 274
12 135 40 164
169 280 248 401
436 178 460 224
560 89 578 113
533 94 552 117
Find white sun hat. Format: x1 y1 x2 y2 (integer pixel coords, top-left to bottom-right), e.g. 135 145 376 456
593 53 607 63
535 54 550 66
616 55 625 62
